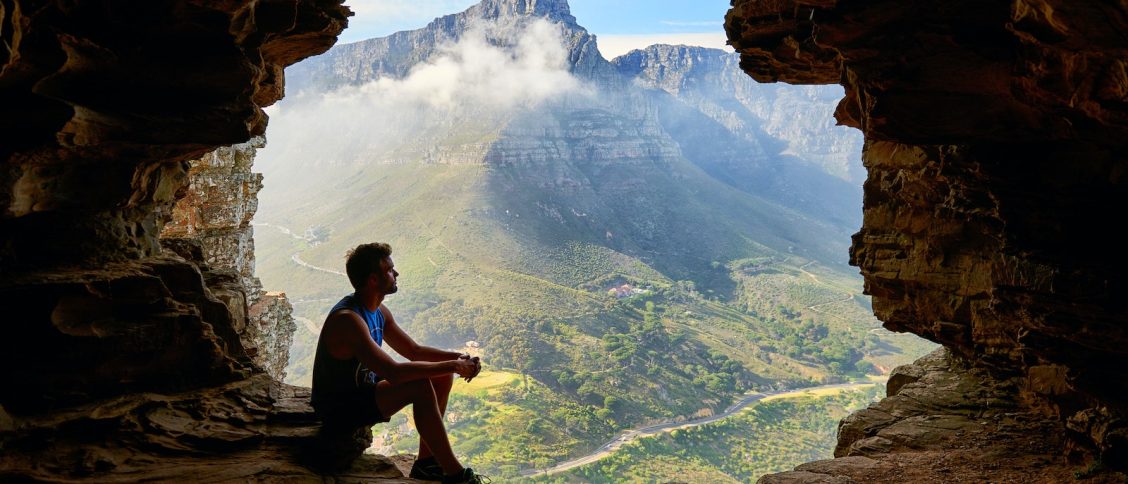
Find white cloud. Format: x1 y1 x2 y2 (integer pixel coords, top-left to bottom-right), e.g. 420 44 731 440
596 32 730 60
262 19 586 166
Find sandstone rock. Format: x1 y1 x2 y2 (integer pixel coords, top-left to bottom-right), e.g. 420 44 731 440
0 374 404 481
1 256 254 413
763 349 1126 482
1 0 349 268
161 137 296 382
249 292 298 382
727 0 1128 476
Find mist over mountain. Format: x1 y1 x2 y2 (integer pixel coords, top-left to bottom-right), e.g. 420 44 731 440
285 0 614 92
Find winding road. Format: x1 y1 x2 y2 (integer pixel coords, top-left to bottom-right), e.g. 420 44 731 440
793 260 857 322
290 253 346 277
256 222 346 276
520 381 875 477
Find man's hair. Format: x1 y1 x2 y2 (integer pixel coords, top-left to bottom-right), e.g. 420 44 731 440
345 242 393 290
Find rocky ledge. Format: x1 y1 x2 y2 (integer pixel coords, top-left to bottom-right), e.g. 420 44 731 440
0 373 407 481
765 349 1125 483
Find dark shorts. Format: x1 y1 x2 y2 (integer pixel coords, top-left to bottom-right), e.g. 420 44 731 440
313 385 390 427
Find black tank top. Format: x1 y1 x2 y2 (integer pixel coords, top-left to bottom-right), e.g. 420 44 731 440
310 294 385 408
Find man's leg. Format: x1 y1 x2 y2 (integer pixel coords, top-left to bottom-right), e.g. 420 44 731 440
373 378 463 475
416 374 455 461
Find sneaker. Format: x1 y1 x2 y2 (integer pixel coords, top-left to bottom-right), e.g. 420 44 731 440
441 467 490 484
409 457 443 481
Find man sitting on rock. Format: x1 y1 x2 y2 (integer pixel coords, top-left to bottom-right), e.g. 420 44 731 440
311 242 485 483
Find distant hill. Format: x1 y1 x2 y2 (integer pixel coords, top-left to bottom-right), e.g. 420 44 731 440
253 0 930 476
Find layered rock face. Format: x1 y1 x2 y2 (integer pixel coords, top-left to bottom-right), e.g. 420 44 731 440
161 137 296 382
611 44 864 229
1 0 348 268
727 0 1128 477
613 45 864 184
0 0 404 480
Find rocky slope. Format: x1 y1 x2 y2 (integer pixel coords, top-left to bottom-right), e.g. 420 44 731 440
0 0 409 480
726 0 1128 479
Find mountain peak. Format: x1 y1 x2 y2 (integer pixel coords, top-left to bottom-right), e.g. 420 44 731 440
467 0 576 24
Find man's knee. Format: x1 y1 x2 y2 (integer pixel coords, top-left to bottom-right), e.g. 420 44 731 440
431 373 455 389
404 378 438 403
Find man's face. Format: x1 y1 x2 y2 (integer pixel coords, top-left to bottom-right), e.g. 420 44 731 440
371 256 399 295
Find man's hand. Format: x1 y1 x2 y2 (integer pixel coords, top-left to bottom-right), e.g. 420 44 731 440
453 357 479 381
457 354 482 382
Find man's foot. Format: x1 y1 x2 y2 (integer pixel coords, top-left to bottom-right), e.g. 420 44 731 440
409 456 443 481
441 467 490 484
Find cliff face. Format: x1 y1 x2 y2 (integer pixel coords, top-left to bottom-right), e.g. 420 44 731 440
614 45 864 184
611 44 864 229
161 137 296 382
0 0 407 480
726 0 1128 478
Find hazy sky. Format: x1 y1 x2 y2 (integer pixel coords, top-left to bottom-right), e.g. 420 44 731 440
339 0 731 58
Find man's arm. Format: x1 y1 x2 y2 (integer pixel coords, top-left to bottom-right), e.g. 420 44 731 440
324 311 475 385
381 306 463 362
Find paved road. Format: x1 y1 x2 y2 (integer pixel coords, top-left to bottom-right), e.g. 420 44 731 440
521 381 875 477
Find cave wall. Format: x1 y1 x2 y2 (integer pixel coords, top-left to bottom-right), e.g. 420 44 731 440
1 0 346 411
726 0 1127 468
0 4 358 479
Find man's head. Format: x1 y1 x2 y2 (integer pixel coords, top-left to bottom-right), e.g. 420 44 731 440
345 242 398 294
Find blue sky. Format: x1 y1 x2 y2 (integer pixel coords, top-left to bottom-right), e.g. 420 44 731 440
339 0 731 58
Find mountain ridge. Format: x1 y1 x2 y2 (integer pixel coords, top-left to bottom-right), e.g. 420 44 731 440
285 0 616 93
